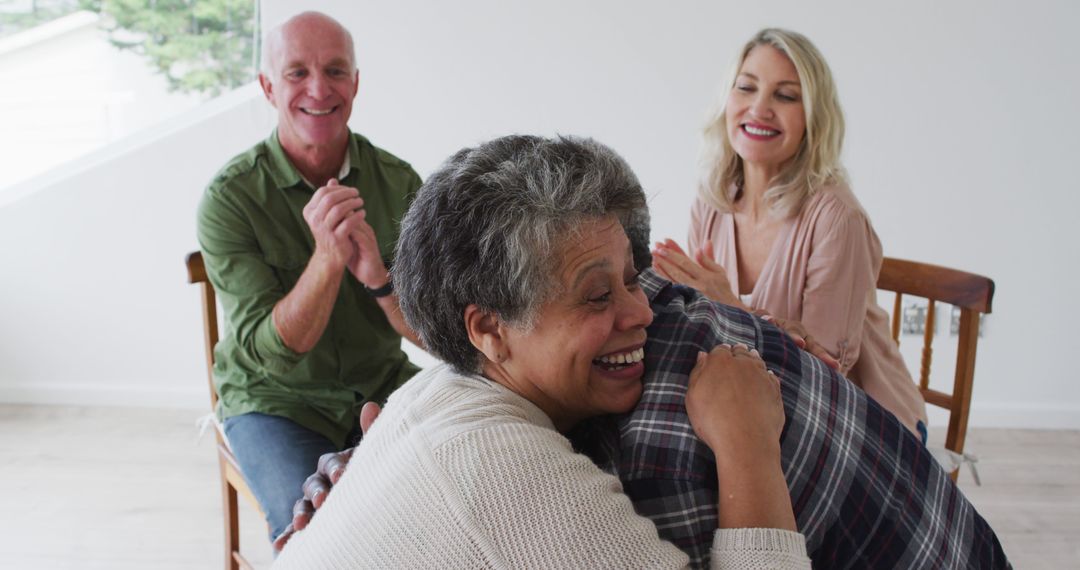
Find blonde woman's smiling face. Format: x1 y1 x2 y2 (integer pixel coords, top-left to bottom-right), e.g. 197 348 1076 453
488 217 653 431
726 45 807 170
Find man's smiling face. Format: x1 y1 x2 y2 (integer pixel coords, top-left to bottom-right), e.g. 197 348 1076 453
259 14 359 153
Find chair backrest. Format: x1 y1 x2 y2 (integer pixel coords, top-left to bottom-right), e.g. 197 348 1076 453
877 257 994 456
185 251 220 410
186 252 266 564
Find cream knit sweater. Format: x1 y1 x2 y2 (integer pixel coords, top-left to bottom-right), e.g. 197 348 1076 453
275 364 810 569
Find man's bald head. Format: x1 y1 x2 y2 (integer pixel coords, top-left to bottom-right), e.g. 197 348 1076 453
261 11 356 77
257 10 360 160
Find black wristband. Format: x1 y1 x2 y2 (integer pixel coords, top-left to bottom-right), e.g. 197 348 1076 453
365 279 394 299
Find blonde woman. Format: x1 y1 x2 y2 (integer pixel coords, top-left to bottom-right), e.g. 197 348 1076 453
653 28 928 439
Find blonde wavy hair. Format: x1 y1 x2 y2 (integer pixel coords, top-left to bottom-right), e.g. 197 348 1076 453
700 28 846 218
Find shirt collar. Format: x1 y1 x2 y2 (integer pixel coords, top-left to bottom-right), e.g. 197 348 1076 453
298 151 351 190
640 267 669 302
265 128 360 191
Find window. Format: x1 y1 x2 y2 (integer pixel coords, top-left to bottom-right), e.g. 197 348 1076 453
0 0 258 190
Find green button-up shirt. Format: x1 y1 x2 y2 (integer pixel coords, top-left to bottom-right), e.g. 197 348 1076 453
197 130 421 448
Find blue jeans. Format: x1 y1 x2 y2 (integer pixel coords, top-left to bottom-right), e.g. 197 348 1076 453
223 412 352 541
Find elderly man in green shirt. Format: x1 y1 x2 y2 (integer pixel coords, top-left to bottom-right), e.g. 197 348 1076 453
196 11 421 544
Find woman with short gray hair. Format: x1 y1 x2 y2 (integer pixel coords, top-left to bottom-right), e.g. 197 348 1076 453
395 135 653 371
275 135 810 569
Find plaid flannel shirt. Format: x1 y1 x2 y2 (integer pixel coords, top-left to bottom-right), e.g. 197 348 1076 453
574 269 1009 569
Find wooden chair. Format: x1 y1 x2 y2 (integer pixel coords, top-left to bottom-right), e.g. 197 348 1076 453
186 251 264 570
877 257 994 463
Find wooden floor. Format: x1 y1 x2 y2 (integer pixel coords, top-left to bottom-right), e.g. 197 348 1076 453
0 405 1077 569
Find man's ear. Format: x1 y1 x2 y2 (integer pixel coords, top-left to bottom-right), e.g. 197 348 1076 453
258 73 276 107
464 304 508 364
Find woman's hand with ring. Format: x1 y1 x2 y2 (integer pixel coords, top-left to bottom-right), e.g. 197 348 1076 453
758 314 841 371
686 343 784 463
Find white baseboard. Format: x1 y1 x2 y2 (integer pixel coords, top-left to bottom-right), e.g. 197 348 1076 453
0 382 206 410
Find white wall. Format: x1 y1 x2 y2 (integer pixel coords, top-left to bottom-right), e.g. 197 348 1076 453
0 11 204 190
2 0 1077 428
0 86 275 408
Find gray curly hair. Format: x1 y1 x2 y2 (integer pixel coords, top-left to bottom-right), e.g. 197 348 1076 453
393 135 651 373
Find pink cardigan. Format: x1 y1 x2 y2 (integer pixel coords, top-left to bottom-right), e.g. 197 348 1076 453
689 183 928 433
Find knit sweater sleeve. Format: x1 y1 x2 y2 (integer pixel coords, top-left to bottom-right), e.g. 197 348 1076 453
438 421 810 569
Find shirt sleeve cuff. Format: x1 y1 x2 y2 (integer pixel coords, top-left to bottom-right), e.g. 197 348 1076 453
710 528 811 569
253 311 304 375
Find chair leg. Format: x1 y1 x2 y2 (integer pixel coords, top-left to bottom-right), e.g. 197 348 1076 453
221 459 241 570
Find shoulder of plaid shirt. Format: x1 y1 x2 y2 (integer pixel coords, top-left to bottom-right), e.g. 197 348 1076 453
569 268 1011 570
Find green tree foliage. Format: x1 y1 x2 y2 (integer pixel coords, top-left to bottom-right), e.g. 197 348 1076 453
83 0 256 97
0 0 254 96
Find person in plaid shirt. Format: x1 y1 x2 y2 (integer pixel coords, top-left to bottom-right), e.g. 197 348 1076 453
570 267 1009 569
287 262 1010 569
277 142 1009 568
